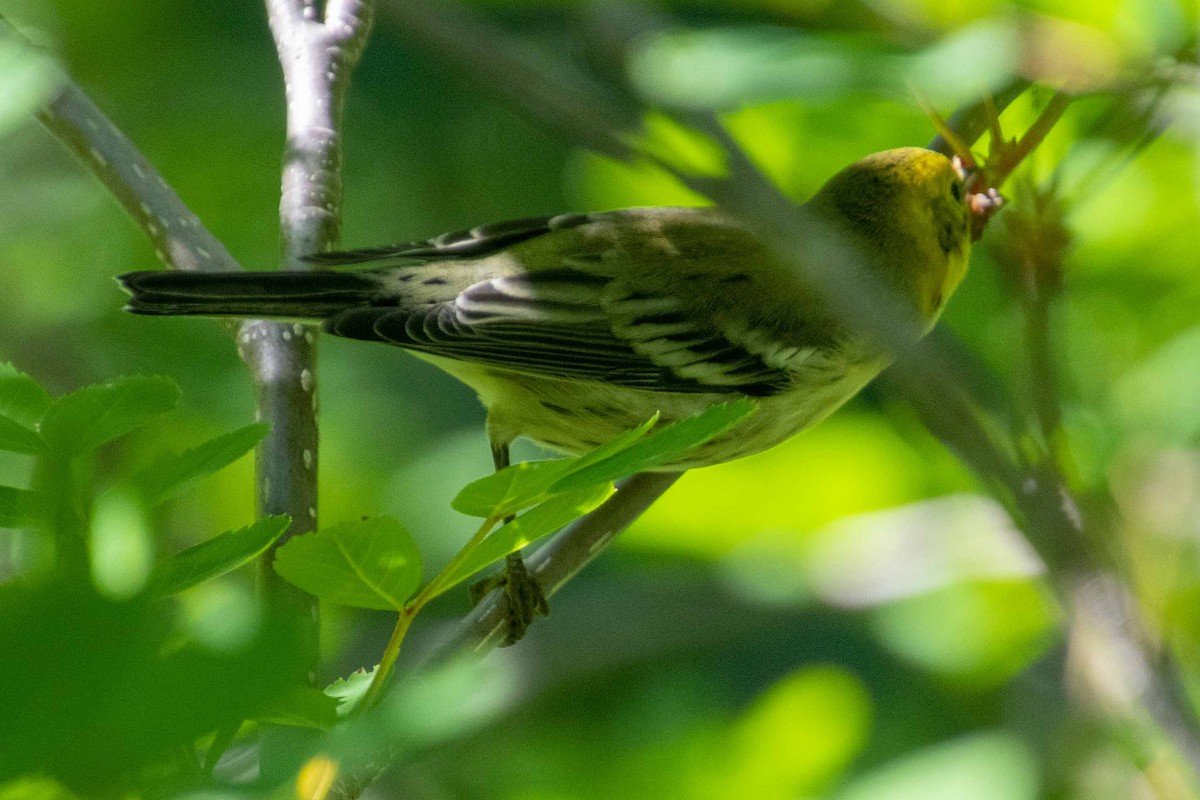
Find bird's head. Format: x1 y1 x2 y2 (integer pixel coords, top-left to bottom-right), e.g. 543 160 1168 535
809 147 974 326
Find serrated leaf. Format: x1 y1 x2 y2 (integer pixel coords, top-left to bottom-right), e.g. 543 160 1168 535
273 517 422 611
0 363 51 427
147 515 290 597
123 423 268 506
40 376 180 457
551 398 757 492
0 486 46 529
0 413 45 455
254 684 340 730
451 416 657 519
435 483 615 596
324 667 376 719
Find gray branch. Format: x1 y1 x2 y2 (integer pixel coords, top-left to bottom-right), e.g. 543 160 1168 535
0 16 240 273
248 0 375 681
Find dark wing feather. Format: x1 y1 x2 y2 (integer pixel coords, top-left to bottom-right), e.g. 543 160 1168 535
324 267 792 396
304 213 594 266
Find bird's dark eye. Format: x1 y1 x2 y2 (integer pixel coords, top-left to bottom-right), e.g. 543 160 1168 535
950 181 964 202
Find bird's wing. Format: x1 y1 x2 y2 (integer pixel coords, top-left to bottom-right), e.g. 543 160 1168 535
304 214 595 266
324 266 795 397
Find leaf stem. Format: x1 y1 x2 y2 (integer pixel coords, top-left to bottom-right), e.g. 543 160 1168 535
360 515 501 711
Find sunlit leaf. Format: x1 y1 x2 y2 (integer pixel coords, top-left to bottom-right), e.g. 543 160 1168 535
451 416 655 518
0 363 51 427
121 423 268 506
147 515 290 597
436 483 614 595
551 399 756 491
40 376 180 457
325 667 377 719
273 517 422 610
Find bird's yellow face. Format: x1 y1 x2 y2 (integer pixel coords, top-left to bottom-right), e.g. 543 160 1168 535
811 147 972 327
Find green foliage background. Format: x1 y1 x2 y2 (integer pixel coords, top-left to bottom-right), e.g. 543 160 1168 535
1 0 1198 797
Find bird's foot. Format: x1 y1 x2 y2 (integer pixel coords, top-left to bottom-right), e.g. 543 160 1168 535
469 551 549 646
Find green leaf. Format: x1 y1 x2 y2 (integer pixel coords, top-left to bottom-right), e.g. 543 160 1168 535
0 413 45 455
0 486 46 529
146 515 290 597
40 376 180 457
552 398 757 492
324 667 377 719
122 423 268 506
0 363 51 427
254 684 340 730
273 517 422 611
451 416 657 519
436 483 615 596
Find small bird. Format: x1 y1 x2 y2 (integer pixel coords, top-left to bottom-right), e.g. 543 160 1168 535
120 146 975 642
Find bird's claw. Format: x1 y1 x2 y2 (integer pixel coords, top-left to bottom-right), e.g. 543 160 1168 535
469 552 549 647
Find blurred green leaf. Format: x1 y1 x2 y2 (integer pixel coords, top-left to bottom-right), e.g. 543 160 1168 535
0 412 45 454
146 515 290 597
0 33 61 140
254 684 340 730
836 731 1038 800
40 376 180 457
437 483 615 595
0 363 51 427
120 422 268 506
551 399 756 491
325 667 376 719
0 486 45 529
273 517 422 611
0 775 81 800
451 416 655 519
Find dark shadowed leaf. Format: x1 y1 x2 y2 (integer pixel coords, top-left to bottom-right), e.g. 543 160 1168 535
122 423 268 506
0 413 45 455
147 515 290 597
0 486 46 529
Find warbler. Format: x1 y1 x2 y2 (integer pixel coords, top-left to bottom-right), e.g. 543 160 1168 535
119 146 975 641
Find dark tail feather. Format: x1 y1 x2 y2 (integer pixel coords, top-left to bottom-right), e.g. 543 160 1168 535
117 270 382 319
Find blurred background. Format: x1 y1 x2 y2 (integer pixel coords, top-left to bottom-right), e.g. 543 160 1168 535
0 0 1198 797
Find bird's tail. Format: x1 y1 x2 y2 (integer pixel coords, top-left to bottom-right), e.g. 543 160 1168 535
118 270 382 319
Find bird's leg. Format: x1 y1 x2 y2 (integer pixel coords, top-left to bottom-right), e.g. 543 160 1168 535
468 441 550 646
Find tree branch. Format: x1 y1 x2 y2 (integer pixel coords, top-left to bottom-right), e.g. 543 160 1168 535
0 16 241 273
249 0 374 684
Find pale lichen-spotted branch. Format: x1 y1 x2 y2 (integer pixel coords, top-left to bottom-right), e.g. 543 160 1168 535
0 15 240 273
249 0 375 683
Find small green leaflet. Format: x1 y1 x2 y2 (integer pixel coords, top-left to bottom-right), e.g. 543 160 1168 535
0 362 51 427
273 517 423 611
551 398 757 491
146 515 290 597
119 423 268 507
254 684 340 730
0 486 46 529
434 483 615 596
324 667 376 719
451 417 655 519
451 400 756 520
40 375 180 457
